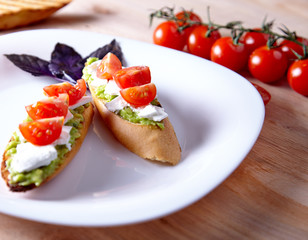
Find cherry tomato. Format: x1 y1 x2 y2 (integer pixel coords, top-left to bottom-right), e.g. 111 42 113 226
242 29 269 54
114 66 151 89
175 11 202 40
19 117 64 146
120 83 157 107
96 52 122 80
210 36 249 72
251 82 271 105
187 25 221 59
248 46 288 83
175 11 202 27
43 79 87 105
287 59 308 96
153 21 186 50
26 94 69 120
279 37 308 64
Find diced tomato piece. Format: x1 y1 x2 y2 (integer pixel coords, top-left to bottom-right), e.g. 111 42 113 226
19 117 64 146
114 66 151 89
251 83 271 105
120 83 157 107
25 94 69 120
43 79 87 105
96 53 122 80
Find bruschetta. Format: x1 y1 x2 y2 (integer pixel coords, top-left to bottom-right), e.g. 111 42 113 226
82 53 181 165
1 79 93 192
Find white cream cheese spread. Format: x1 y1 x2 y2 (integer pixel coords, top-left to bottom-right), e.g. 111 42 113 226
52 125 73 150
10 142 58 173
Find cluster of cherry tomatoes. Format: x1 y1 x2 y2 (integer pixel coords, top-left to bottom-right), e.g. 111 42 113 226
20 79 87 146
151 9 308 97
97 53 156 107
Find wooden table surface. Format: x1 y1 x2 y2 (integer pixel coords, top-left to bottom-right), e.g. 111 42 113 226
0 0 307 239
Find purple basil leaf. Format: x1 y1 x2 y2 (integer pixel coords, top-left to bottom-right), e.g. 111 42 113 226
48 43 83 81
4 54 53 77
4 40 125 85
83 39 125 66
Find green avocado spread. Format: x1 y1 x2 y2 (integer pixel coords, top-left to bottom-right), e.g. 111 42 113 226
4 104 89 187
82 57 164 129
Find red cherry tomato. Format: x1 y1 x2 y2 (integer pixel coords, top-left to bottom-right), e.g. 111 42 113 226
279 37 308 64
153 21 186 51
175 11 202 40
242 29 269 54
187 25 221 59
248 46 288 83
26 94 69 120
19 117 64 146
287 59 308 96
96 52 122 80
120 83 157 107
114 66 151 89
251 82 271 105
175 11 202 27
43 79 87 106
210 36 249 72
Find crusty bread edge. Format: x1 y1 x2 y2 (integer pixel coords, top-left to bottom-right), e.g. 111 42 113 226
90 85 181 165
1 103 94 192
0 1 72 30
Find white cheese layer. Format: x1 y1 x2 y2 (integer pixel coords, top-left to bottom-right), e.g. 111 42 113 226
91 78 108 87
105 95 129 112
105 95 168 121
64 110 74 123
10 142 58 173
10 125 72 173
69 95 92 109
104 79 121 95
136 104 168 122
52 126 73 150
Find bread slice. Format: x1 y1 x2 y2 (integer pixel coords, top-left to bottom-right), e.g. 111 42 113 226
89 84 181 165
1 103 94 192
0 0 72 30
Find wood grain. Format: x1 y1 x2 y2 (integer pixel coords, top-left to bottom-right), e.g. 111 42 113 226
0 0 307 239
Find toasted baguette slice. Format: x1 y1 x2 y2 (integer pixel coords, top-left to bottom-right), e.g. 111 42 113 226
89 85 181 165
0 0 71 30
1 103 94 192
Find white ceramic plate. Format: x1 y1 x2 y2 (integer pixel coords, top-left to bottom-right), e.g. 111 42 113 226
0 29 264 226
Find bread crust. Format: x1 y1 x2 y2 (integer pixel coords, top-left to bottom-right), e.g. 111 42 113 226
0 0 71 30
90 85 181 165
1 103 94 192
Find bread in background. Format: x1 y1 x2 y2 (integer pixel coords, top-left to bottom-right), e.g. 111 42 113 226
0 0 72 30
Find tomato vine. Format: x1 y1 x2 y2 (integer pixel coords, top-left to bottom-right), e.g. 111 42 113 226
150 6 308 97
150 7 307 57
